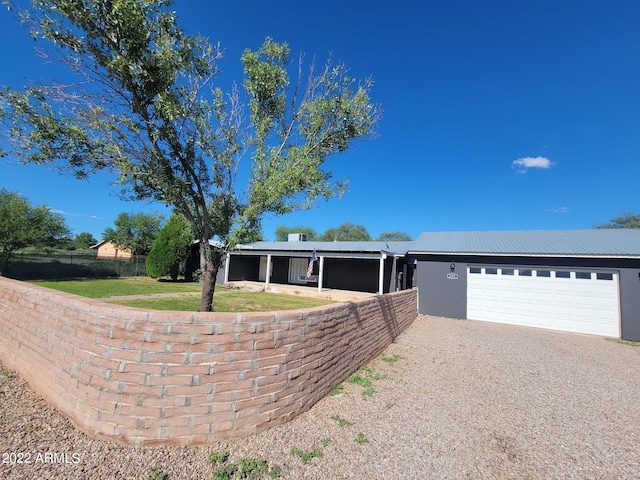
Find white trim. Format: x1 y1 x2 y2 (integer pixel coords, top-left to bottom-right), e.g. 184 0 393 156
318 256 325 292
264 254 272 290
378 254 387 295
224 253 230 283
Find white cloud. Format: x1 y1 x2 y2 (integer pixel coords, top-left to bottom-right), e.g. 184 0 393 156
548 206 569 213
50 208 100 219
512 156 554 173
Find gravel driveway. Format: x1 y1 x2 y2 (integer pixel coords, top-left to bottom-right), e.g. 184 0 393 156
1 315 639 479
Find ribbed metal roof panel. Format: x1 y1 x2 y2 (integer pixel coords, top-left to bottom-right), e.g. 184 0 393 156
236 241 414 255
409 229 640 256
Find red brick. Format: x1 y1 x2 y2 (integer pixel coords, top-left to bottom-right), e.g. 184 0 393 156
140 395 189 408
164 364 210 376
148 374 193 387
166 341 214 353
214 380 254 394
162 384 214 397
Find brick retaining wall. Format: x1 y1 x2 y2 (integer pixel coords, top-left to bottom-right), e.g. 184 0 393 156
0 277 417 445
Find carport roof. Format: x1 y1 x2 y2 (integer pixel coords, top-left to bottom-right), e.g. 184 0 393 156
234 241 414 256
409 229 640 257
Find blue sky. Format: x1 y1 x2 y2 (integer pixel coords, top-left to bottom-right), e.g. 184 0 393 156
1 0 639 241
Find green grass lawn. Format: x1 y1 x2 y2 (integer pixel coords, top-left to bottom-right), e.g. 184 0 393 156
109 291 335 312
28 277 335 312
30 277 202 298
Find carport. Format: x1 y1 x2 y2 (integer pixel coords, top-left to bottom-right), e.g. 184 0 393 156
225 240 415 295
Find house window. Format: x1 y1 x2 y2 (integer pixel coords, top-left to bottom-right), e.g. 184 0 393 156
501 268 514 275
486 268 498 275
576 272 592 280
469 267 482 274
518 269 532 276
555 271 571 278
536 270 551 278
596 273 614 281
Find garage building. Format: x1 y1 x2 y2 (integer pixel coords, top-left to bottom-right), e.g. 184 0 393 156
409 229 640 341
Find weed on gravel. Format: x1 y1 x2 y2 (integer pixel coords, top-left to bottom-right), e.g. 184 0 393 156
381 354 403 365
331 414 354 427
329 382 344 396
346 366 387 396
209 452 282 479
147 465 170 480
290 446 324 465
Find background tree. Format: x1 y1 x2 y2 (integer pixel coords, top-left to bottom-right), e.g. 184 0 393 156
102 212 164 257
74 232 97 249
146 212 193 280
377 231 413 241
595 212 640 229
274 225 319 242
0 189 70 274
0 0 380 311
320 222 371 241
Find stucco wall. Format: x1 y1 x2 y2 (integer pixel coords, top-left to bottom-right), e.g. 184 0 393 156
0 277 417 445
95 241 133 260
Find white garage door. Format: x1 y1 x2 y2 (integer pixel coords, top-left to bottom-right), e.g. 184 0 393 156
467 267 620 337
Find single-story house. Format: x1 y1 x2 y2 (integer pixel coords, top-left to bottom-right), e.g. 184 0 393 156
409 229 640 341
225 240 415 294
91 240 134 261
225 229 640 341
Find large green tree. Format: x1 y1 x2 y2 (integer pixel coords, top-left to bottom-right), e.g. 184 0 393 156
320 222 372 241
102 211 164 257
274 225 319 242
0 189 70 274
0 0 380 311
595 212 640 229
377 231 413 241
74 232 97 249
146 212 193 280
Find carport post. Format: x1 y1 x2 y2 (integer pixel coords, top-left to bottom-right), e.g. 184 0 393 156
378 254 387 295
318 256 325 292
223 253 230 283
391 255 398 291
264 254 271 291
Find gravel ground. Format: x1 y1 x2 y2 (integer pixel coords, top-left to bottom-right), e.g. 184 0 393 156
1 315 639 480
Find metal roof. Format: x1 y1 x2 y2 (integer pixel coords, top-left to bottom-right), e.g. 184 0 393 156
235 241 414 256
409 229 640 257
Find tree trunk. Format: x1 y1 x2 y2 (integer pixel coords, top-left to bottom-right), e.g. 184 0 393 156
198 239 222 312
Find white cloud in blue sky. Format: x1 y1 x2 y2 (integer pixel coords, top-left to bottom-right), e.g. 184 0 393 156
548 206 569 214
512 156 554 174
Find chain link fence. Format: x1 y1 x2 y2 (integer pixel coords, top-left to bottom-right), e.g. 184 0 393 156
4 250 148 280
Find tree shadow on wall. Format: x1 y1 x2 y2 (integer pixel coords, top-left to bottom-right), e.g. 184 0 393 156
375 294 401 342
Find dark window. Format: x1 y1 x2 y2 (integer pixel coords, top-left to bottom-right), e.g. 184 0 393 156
536 270 551 277
469 267 482 274
486 268 498 275
501 268 514 275
596 273 614 281
576 272 592 280
555 271 571 278
518 269 532 276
